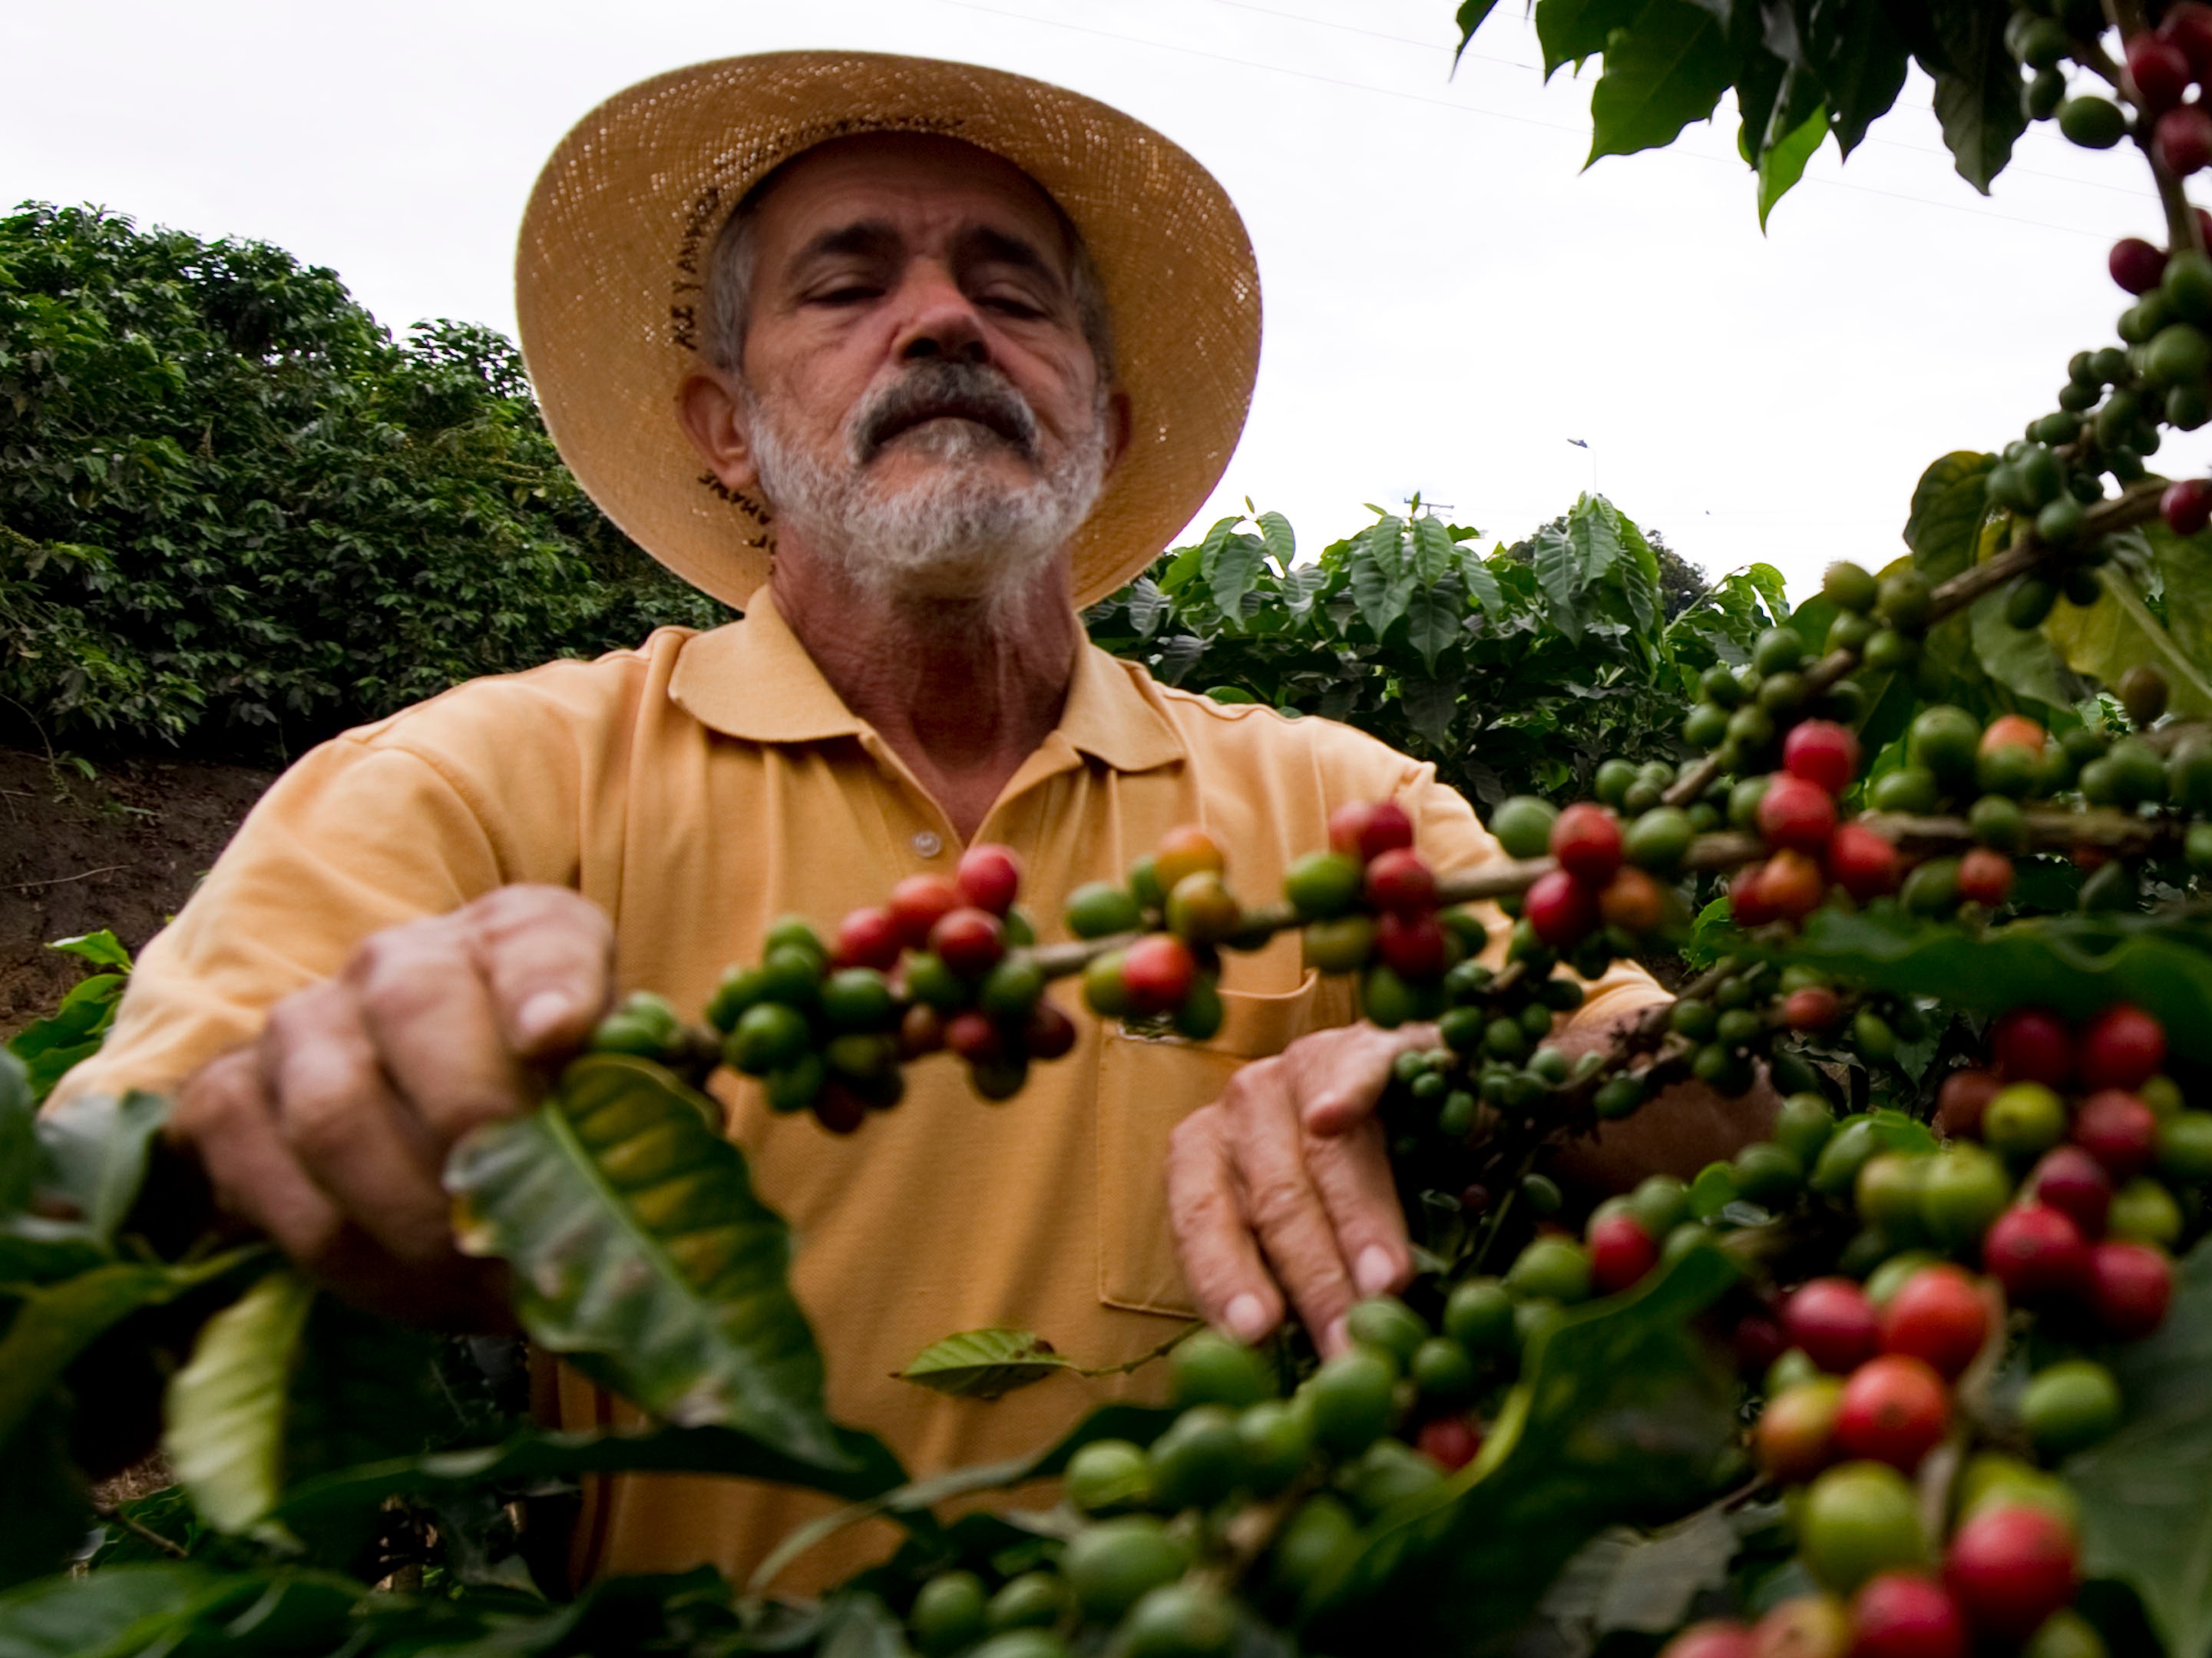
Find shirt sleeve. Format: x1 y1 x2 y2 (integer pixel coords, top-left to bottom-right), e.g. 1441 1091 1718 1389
1387 760 1672 1031
47 737 507 1108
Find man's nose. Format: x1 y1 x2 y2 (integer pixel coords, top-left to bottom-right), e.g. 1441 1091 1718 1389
892 263 990 366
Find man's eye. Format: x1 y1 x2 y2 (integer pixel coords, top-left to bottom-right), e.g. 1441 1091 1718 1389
811 285 879 306
980 290 1048 319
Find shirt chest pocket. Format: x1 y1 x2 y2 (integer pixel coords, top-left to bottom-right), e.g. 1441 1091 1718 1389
1096 970 1332 1319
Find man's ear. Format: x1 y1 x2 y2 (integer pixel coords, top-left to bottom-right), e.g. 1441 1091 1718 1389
676 369 760 496
1098 386 1136 482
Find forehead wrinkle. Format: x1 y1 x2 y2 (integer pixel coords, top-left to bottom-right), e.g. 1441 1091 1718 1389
783 218 901 278
956 223 1070 293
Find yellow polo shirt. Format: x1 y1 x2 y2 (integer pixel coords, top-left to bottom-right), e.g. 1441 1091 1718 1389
57 589 1665 1588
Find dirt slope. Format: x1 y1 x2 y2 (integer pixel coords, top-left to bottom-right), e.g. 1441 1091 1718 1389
0 747 274 1035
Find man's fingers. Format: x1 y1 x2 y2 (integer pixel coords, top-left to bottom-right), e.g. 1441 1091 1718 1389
351 925 536 1153
1298 1022 1437 1137
260 988 460 1267
1166 1107 1283 1345
1225 1076 1362 1355
1305 1116 1413 1304
465 885 615 1057
175 1048 354 1272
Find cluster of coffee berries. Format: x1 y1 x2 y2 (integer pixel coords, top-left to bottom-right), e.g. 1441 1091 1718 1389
1484 793 1691 965
701 845 1076 1131
1681 620 1870 775
1281 799 1493 1025
903 1318 1480 1658
1073 824 1253 1041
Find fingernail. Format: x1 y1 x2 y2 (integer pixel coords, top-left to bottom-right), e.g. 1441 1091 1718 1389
1356 1244 1396 1297
516 991 573 1046
1225 1293 1270 1344
1323 1315 1349 1356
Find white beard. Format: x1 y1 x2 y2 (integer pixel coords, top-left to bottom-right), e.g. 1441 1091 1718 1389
745 376 1110 613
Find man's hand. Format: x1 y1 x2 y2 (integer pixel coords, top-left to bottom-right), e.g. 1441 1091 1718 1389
1166 1023 1436 1357
169 885 613 1329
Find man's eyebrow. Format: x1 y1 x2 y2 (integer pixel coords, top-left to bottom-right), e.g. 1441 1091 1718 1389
784 220 902 274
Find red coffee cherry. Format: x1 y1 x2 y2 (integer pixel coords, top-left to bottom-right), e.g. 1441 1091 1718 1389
1783 720 1861 796
1119 934 1199 1015
2072 1088 2160 1181
2156 104 2212 175
1945 1504 2080 1642
1991 1007 2071 1087
1550 802 1625 884
1879 1265 1990 1382
1329 798 1415 864
1835 1353 1952 1471
2130 32 2195 112
1933 1067 2001 1139
1956 848 2015 908
1526 869 1598 948
1784 985 1843 1031
1827 821 1902 901
834 905 904 971
2110 235 2171 295
929 907 1007 977
1783 1277 1880 1373
1375 909 1449 979
1728 861 1778 926
1414 1413 1483 1471
2075 1004 2167 1092
955 843 1022 915
1364 847 1438 914
890 874 964 949
2088 1239 2174 1338
1850 1572 1969 1658
2164 477 2212 536
1588 1211 1658 1295
2159 0 2212 77
1758 773 1840 853
2028 1145 2114 1236
1982 1203 2092 1304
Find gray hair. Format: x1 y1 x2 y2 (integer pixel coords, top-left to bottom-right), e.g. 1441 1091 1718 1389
701 151 1118 385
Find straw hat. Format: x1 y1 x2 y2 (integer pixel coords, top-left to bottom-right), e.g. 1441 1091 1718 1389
515 52 1261 611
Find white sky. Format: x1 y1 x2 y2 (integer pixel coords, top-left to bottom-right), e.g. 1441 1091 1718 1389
5 0 2201 600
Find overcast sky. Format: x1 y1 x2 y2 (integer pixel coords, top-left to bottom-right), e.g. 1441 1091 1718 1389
5 0 2199 598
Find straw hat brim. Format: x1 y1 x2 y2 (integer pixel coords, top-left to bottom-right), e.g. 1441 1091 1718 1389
514 51 1261 611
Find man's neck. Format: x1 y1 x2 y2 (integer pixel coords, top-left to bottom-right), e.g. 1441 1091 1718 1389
770 552 1081 842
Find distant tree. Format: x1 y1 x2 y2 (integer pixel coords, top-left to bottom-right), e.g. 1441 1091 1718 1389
0 204 726 758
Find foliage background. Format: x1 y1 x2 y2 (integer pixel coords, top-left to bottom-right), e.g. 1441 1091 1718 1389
1085 496 1790 808
0 204 726 760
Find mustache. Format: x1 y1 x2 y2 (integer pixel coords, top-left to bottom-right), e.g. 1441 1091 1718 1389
851 362 1041 463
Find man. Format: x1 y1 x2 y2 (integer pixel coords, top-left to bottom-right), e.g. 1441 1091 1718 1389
55 54 1763 1586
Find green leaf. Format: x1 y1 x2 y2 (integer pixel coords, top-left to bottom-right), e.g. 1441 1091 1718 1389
747 1400 1179 1593
1903 452 1995 583
2145 519 2212 697
164 1269 315 1534
1537 0 1645 77
1826 0 1912 156
1757 101 1827 228
1454 0 1506 68
2044 551 2212 719
897 1329 1078 1399
1536 1503 1748 1643
1256 510 1297 572
1404 584 1465 674
1346 516 1413 640
0 1057 31 1216
1203 531 1267 627
1969 583 2085 710
47 931 131 971
1742 561 1791 625
1410 515 1460 587
1745 908 2212 1061
1925 0 2027 192
1532 525 1587 644
1302 1243 1741 1646
0 1565 362 1658
1588 0 1734 165
446 1054 844 1467
30 1090 167 1245
271 1416 905 1544
1401 676 1464 747
0 1246 251 1473
5 970 126 1107
1456 544 1505 614
2068 1236 2212 1657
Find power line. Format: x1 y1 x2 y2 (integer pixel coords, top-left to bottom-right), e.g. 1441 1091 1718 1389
932 0 2147 238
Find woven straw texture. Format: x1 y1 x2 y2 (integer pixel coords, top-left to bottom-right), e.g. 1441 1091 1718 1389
515 51 1261 610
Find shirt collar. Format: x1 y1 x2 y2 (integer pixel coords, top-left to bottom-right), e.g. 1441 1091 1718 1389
668 586 1184 773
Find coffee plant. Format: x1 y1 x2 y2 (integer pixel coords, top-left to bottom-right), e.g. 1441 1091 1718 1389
1083 496 1794 809
21 0 2212 1650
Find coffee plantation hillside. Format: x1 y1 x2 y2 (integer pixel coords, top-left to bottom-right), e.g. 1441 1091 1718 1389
21 0 2212 1648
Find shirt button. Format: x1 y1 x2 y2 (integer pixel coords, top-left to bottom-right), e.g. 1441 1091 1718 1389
911 831 944 858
